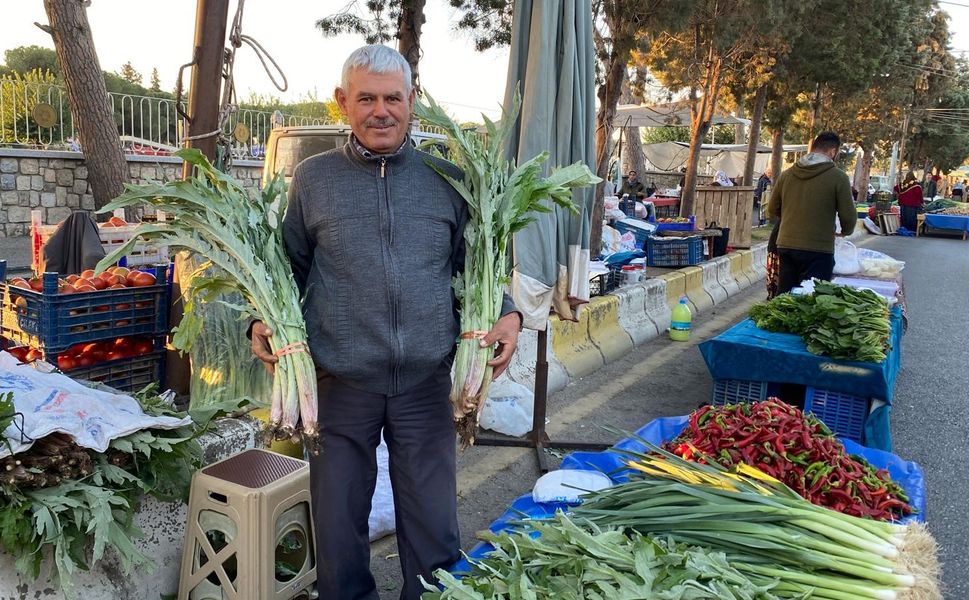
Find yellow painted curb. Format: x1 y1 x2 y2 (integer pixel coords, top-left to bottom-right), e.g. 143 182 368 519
660 271 686 306
729 252 752 286
681 266 713 312
550 312 604 379
584 294 633 362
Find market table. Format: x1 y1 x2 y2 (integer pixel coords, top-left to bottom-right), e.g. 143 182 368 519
698 306 903 451
649 194 680 218
920 213 969 238
449 415 926 575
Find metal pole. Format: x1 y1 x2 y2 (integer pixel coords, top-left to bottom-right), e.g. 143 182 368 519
182 0 230 175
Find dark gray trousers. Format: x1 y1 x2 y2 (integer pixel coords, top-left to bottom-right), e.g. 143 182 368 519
309 366 459 600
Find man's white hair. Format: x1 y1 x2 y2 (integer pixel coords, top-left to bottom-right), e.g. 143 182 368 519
341 45 412 93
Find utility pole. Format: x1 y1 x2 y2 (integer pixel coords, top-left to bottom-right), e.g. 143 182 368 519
182 0 231 177
168 0 231 395
895 111 911 187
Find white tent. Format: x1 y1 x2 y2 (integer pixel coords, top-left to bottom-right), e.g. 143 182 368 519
615 102 751 128
641 141 809 178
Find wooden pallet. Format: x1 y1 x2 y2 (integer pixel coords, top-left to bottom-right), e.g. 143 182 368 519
878 213 899 235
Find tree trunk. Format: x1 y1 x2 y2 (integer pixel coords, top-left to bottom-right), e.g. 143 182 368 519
743 84 768 186
734 106 745 144
681 56 723 217
397 0 426 92
770 126 784 183
809 82 822 132
856 142 873 203
43 0 127 212
590 44 629 255
619 80 645 181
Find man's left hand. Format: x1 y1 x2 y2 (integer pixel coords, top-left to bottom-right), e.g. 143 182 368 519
481 312 522 380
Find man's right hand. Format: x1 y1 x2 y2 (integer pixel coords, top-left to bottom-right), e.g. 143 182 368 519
251 321 278 375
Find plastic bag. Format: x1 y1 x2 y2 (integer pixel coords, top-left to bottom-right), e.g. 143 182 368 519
479 379 534 438
833 238 860 275
368 435 396 541
532 469 613 504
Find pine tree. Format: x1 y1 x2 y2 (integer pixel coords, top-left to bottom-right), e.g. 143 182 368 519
119 61 142 85
149 67 161 92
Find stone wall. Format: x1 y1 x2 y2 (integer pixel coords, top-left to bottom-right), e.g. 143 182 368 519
0 149 264 237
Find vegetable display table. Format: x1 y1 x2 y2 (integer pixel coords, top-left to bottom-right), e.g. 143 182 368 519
449 415 926 575
649 195 680 218
698 306 903 450
920 213 969 238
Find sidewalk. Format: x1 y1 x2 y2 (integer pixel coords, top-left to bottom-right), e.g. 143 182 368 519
0 235 32 274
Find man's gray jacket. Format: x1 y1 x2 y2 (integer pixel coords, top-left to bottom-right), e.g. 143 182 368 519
283 139 514 396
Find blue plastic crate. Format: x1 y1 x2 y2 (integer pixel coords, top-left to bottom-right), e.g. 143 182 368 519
712 379 769 405
612 219 656 248
646 235 705 267
68 348 166 393
0 261 170 355
804 387 868 443
651 215 696 232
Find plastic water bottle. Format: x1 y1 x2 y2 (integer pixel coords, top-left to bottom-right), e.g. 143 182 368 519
670 297 692 341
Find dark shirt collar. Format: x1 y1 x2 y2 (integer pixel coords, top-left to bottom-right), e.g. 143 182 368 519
349 134 409 160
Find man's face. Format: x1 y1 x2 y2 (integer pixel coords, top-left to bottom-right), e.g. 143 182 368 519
628 171 638 182
335 67 415 154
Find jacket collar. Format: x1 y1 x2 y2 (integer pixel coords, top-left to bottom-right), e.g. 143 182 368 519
346 133 412 169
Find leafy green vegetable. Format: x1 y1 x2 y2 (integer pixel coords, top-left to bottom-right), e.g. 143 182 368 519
749 282 892 362
0 388 222 598
95 149 317 445
421 512 782 599
414 91 600 446
0 391 15 454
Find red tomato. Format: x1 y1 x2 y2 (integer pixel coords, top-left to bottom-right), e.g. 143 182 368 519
27 278 44 292
133 339 154 356
57 354 77 371
25 348 43 362
7 347 29 362
91 278 109 291
111 266 130 278
80 269 96 280
78 355 95 367
65 274 80 285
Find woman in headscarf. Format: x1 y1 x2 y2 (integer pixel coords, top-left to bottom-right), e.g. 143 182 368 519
895 172 923 231
712 170 734 187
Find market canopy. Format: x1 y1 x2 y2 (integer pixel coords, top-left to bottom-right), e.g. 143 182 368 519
505 0 596 329
640 141 809 177
615 102 751 128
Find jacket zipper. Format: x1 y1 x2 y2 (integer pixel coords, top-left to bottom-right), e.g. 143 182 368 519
380 158 404 394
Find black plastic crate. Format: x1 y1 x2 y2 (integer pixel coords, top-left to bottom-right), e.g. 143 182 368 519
590 266 623 297
0 261 169 355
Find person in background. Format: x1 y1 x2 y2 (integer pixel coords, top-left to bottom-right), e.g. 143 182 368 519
712 170 734 186
619 169 647 199
753 167 772 225
894 172 923 231
769 131 856 295
925 170 939 199
954 179 966 200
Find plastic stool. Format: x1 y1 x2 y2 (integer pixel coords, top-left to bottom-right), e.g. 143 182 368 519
178 448 317 600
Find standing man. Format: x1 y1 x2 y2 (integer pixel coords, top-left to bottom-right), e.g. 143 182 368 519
251 45 522 600
753 167 772 225
769 131 856 294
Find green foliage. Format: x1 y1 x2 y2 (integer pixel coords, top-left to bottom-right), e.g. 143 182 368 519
118 61 143 86
641 124 738 146
0 388 219 599
0 68 65 145
448 0 515 52
2 45 60 78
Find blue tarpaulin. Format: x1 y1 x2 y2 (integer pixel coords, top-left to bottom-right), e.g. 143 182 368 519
698 306 903 449
924 213 969 233
451 415 926 575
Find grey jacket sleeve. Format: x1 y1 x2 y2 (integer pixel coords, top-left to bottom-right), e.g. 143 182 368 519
283 170 314 296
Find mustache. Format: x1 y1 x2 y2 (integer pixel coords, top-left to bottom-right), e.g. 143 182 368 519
366 118 398 128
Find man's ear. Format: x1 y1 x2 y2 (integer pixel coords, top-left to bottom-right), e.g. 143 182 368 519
335 87 348 116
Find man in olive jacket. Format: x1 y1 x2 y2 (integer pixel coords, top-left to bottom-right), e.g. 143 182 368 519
769 131 856 294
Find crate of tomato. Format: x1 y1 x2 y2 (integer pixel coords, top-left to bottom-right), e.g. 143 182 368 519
0 261 169 355
6 336 165 393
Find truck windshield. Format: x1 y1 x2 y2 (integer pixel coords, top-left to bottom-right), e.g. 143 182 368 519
274 135 346 178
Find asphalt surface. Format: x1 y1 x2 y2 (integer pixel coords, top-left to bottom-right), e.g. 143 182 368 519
370 233 966 599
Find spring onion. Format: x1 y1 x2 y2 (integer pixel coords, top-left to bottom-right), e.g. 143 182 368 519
573 441 941 600
414 92 600 446
95 150 318 447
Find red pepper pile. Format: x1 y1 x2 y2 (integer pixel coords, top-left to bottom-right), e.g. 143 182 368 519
664 398 912 521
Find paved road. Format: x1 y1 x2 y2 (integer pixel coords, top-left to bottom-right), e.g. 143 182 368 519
371 233 964 599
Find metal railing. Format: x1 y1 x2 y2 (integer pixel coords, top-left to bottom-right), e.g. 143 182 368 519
0 80 330 160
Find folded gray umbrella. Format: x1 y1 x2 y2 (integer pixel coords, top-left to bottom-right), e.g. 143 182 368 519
504 0 596 330
39 210 106 275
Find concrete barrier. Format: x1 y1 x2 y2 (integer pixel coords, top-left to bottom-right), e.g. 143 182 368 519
700 259 729 304
615 282 659 345
728 252 752 288
715 255 742 296
681 266 714 312
643 277 672 333
505 324 571 395
549 311 604 379
661 271 687 308
584 295 634 363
